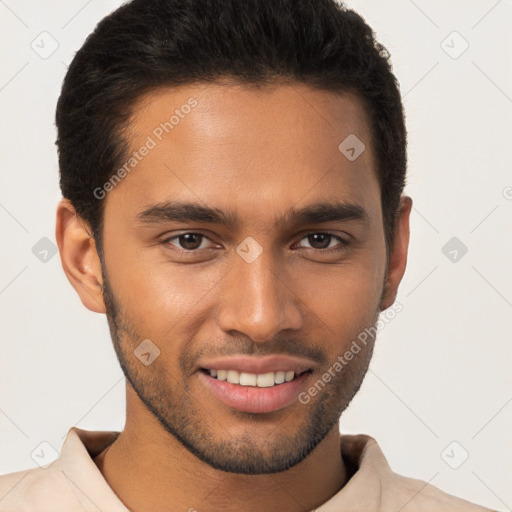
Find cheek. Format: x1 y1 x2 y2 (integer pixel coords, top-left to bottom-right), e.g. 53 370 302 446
299 245 384 306
291 257 385 368
307 271 381 346
106 245 225 337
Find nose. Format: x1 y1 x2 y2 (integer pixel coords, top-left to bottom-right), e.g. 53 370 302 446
216 245 304 343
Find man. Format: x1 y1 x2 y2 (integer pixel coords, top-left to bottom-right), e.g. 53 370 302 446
0 0 497 511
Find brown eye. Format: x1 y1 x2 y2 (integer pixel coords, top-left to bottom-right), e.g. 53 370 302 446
296 232 347 251
163 233 212 251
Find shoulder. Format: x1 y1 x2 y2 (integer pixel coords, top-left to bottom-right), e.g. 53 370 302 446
339 434 498 512
382 470 498 511
0 460 82 511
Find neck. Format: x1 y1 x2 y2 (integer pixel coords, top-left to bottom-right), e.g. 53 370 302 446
94 389 348 512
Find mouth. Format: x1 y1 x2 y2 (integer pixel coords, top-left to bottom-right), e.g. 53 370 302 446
198 367 313 414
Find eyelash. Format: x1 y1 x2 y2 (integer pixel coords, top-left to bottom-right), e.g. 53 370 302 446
160 232 349 253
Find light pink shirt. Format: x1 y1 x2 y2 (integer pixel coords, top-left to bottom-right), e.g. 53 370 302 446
0 427 496 511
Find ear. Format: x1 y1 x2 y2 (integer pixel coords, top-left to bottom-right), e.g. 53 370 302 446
380 195 412 311
55 199 106 314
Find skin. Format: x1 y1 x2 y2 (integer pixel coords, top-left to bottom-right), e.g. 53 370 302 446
56 80 412 512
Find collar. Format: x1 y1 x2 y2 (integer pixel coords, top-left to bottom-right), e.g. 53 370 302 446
59 427 389 511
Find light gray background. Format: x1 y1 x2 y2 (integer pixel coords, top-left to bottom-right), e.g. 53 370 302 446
1 1 511 510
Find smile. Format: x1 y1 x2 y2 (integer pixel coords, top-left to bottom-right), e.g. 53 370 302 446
202 368 311 388
199 368 313 413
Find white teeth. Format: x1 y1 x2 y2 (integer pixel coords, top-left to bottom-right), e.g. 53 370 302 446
256 372 275 387
274 371 285 384
207 369 301 387
226 370 240 384
239 372 257 386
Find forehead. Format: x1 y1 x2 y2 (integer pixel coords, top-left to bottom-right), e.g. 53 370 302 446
129 81 373 159
104 81 380 231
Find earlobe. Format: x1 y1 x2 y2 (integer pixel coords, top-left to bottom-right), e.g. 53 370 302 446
55 199 106 314
380 195 413 311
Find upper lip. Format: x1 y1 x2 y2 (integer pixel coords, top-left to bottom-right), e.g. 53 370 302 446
198 355 315 375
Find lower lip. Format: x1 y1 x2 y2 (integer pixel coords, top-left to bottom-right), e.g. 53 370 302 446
198 370 311 414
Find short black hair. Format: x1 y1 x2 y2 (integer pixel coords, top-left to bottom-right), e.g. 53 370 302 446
55 0 407 259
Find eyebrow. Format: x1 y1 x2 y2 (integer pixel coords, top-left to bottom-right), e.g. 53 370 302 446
135 200 369 229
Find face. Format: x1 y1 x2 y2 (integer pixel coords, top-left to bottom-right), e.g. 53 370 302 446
81 81 401 474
